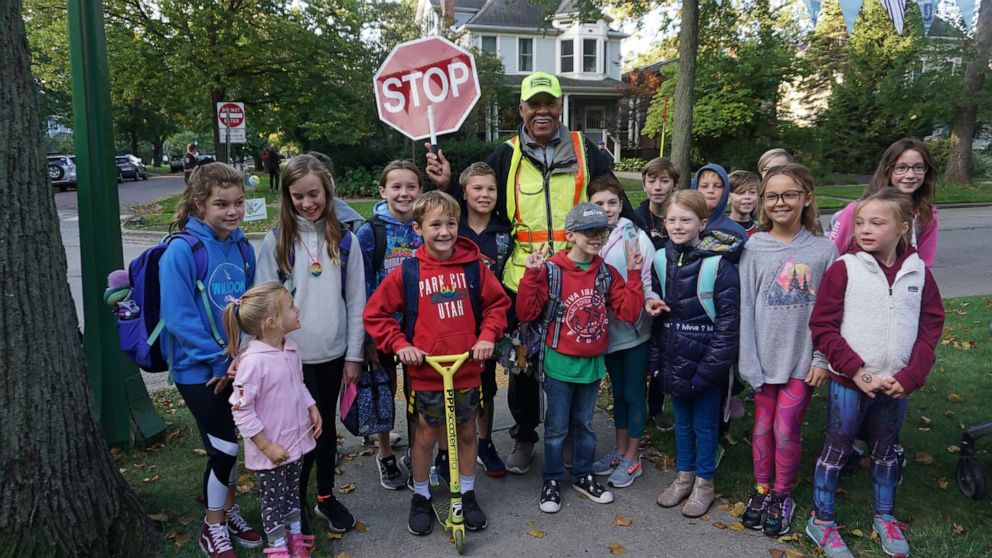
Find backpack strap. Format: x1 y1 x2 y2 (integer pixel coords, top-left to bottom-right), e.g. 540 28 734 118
401 258 420 342
371 215 388 275
697 255 721 323
594 262 613 300
541 263 564 350
271 227 295 286
495 232 511 280
169 232 225 348
339 231 352 301
464 260 483 335
653 249 667 300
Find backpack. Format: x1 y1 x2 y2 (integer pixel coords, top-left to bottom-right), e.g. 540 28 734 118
115 232 253 372
493 231 511 281
653 252 722 322
341 365 395 436
273 228 352 300
369 214 389 276
400 257 483 341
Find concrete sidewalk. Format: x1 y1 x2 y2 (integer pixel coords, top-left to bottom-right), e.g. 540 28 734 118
319 389 785 557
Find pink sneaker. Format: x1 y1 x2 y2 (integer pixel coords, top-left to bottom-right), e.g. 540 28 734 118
262 547 292 558
288 533 315 558
226 504 263 548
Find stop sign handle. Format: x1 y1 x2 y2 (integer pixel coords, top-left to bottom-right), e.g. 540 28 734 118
427 105 439 155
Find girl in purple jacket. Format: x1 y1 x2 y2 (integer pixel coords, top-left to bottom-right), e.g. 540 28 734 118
223 282 323 558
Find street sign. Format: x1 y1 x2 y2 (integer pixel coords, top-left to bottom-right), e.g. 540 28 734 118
373 36 480 142
217 102 246 144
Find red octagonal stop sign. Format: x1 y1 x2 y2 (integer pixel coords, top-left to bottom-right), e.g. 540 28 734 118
373 36 481 141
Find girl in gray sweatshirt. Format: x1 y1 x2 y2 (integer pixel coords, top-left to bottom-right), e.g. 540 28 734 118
736 164 838 538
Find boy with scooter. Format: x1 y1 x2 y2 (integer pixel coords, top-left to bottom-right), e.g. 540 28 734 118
364 191 512 537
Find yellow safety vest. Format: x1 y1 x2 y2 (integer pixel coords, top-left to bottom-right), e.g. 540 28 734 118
502 131 589 292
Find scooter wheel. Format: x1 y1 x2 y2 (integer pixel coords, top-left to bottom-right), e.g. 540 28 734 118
957 458 987 500
454 528 465 554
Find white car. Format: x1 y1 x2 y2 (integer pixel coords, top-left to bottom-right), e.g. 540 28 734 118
47 154 77 191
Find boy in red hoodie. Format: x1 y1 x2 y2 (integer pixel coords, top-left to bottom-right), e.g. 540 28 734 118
516 202 646 514
364 191 511 537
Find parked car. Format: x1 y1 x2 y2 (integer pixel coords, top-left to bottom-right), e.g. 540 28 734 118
47 154 77 191
168 155 184 173
115 155 147 181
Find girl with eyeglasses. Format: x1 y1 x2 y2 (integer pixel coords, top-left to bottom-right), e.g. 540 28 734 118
736 164 838 538
829 138 939 267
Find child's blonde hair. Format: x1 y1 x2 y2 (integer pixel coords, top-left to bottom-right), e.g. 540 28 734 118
757 148 793 176
170 162 244 232
412 191 460 225
379 160 424 190
276 154 344 277
855 188 914 252
756 164 822 235
459 162 497 188
665 190 708 221
222 282 290 357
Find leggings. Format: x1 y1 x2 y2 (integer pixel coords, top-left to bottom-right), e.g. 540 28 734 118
752 378 813 494
258 460 303 544
604 342 649 439
300 358 344 505
812 381 908 520
176 382 239 511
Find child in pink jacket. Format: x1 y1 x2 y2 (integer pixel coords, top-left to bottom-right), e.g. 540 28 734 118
223 282 323 558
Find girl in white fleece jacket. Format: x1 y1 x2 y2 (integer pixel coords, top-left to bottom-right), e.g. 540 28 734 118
256 154 365 535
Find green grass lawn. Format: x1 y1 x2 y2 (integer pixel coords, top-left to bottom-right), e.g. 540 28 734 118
643 295 992 557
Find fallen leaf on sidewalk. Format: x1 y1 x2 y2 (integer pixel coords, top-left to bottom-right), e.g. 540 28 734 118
337 483 356 494
769 550 785 558
142 475 161 483
729 502 745 517
850 529 864 537
355 521 368 533
193 448 208 457
729 523 745 532
777 534 798 543
608 543 627 555
335 552 353 558
701 514 710 521
953 523 965 535
614 514 632 526
784 549 804 558
870 529 879 540
914 452 934 465
947 393 962 402
335 467 344 476
712 521 727 529
173 532 190 548
938 477 949 490
326 532 343 540
527 529 546 538
947 445 961 454
920 416 933 427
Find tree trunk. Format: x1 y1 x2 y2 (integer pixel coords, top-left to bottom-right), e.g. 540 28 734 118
944 0 992 185
0 5 159 556
152 137 164 167
671 0 699 189
129 132 139 158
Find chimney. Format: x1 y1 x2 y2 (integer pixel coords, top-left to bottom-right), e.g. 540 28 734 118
441 0 455 29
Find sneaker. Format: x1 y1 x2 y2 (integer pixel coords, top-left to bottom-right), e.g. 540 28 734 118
608 457 643 488
806 514 855 558
592 447 621 476
477 438 508 477
399 452 412 476
461 490 488 531
505 441 535 475
873 514 910 557
433 451 451 487
225 505 263 548
539 480 562 513
262 547 291 558
364 431 402 447
287 533 315 558
408 494 434 536
741 487 770 530
762 492 795 536
314 495 356 533
377 454 407 490
199 520 236 558
652 414 675 432
572 473 614 504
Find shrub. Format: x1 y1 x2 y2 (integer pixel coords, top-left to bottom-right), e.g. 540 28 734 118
926 137 950 170
614 158 647 172
335 167 380 198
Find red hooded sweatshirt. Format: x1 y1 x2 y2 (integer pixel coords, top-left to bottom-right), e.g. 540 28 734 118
364 237 511 391
516 250 644 358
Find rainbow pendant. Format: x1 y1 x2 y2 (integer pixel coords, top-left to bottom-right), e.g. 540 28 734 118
309 262 323 277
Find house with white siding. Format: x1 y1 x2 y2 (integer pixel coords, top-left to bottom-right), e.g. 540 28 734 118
417 0 628 151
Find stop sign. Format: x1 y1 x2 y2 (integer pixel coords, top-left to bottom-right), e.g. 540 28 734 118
373 36 481 141
218 103 245 128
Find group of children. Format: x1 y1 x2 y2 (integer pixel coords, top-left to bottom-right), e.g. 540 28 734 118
155 138 943 558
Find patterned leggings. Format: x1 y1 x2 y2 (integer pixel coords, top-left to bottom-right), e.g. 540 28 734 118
812 381 908 520
258 460 303 543
752 378 813 494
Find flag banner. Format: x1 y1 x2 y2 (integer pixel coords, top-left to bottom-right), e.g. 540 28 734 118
806 0 823 23
919 0 936 33
957 0 976 29
839 0 864 31
882 0 907 33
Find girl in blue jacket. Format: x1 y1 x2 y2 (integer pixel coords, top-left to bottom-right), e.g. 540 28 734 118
647 190 740 520
159 162 259 556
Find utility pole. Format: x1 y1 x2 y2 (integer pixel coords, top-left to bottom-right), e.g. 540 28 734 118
67 0 165 446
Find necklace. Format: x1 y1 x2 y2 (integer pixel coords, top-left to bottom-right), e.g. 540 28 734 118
301 236 326 277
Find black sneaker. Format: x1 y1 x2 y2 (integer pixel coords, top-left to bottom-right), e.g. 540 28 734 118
539 480 562 513
741 488 770 530
378 454 407 490
408 494 434 536
433 450 450 487
314 495 356 533
761 492 795 537
476 438 508 478
461 490 488 531
572 473 614 504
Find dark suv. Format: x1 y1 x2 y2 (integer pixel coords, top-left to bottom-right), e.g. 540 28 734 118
47 154 77 191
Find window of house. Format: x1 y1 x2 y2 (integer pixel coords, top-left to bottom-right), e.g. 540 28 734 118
586 106 605 129
560 39 574 73
583 38 597 73
481 36 497 55
518 38 533 72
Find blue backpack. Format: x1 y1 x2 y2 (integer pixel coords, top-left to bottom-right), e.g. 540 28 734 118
653 251 721 322
114 232 252 372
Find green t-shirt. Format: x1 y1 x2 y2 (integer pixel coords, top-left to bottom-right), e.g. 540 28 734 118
543 259 607 384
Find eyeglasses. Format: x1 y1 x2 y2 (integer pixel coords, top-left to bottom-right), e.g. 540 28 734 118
577 228 611 239
892 164 927 175
760 190 805 204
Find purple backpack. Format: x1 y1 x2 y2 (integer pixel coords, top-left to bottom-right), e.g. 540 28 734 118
114 232 252 372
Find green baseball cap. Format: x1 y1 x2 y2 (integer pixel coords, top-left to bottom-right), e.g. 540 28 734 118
520 72 562 101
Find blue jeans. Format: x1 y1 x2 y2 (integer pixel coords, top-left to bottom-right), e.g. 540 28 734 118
812 381 908 520
542 376 601 481
671 388 722 480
